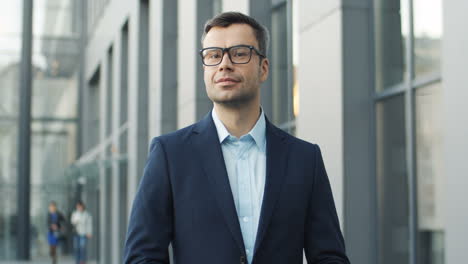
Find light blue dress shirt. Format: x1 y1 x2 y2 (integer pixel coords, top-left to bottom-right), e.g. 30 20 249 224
212 109 267 263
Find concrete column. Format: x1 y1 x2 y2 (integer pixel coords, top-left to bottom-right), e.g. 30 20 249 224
297 0 344 224
223 0 249 14
178 0 198 128
149 0 178 137
99 52 109 264
249 0 273 118
296 4 343 262
127 0 147 214
341 1 376 264
149 0 163 138
443 0 468 262
111 31 123 264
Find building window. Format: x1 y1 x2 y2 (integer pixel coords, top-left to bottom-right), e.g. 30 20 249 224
376 95 409 264
270 0 295 135
374 0 444 264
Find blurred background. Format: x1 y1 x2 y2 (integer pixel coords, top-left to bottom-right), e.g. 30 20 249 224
1 0 466 263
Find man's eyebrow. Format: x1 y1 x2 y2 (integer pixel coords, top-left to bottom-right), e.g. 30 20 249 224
203 44 254 48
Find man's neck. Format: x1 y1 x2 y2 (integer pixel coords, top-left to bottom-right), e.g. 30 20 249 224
213 102 261 138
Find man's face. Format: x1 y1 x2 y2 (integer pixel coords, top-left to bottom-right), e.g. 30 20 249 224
202 24 269 107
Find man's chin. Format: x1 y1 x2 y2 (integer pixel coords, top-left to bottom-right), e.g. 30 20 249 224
212 96 253 108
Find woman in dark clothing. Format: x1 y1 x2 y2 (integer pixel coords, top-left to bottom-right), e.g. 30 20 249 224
47 201 65 264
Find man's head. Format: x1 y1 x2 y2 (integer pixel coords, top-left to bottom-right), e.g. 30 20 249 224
201 12 270 108
76 200 85 212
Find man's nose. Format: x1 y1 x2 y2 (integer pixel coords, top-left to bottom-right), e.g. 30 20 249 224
218 52 233 71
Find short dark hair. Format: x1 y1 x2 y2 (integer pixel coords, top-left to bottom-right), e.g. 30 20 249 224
201 12 270 57
76 200 85 209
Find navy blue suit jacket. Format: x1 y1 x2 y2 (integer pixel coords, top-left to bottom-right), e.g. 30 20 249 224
124 112 349 264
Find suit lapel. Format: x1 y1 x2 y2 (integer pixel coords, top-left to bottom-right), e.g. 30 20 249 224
189 113 246 253
254 120 289 254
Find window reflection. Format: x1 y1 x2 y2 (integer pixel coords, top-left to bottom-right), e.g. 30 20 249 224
376 95 409 264
271 1 289 126
28 0 82 259
415 83 444 264
374 0 409 91
0 1 23 259
413 0 442 78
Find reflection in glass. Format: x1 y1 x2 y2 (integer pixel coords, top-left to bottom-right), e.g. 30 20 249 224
415 83 444 264
0 127 18 259
374 0 409 91
376 95 409 264
28 0 82 259
413 0 442 78
0 1 22 260
271 2 289 126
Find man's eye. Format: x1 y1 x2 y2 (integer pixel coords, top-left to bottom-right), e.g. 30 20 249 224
234 52 248 57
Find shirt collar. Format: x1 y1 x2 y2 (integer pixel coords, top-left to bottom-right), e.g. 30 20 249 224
211 108 266 151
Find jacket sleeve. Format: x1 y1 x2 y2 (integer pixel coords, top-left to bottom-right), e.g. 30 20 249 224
123 138 173 264
71 211 78 226
304 145 350 264
46 213 51 229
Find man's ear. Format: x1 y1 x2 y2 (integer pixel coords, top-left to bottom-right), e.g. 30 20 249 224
260 58 269 82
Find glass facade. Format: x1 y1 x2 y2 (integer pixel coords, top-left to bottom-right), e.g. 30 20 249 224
374 0 444 263
376 95 409 264
271 0 288 126
413 0 442 78
270 0 295 134
0 1 23 259
30 0 82 259
0 0 82 260
415 83 444 264
374 0 409 91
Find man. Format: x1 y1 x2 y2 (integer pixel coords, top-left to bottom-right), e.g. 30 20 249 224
71 201 92 264
124 12 349 264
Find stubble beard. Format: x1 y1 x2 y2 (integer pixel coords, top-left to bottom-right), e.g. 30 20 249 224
210 86 258 109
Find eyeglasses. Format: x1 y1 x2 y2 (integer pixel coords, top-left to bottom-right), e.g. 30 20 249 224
199 45 265 66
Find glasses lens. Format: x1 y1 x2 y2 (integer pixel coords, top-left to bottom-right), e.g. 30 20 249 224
202 48 222 65
229 46 251 63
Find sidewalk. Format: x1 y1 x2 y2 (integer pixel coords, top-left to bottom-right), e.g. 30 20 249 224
0 258 97 264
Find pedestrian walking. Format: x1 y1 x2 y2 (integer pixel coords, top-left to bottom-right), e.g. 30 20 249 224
71 201 92 264
47 201 65 264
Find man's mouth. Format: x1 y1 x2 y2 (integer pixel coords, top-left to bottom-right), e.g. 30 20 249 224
216 77 240 84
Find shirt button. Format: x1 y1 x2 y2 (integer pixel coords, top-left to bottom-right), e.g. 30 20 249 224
246 249 250 254
243 217 249 222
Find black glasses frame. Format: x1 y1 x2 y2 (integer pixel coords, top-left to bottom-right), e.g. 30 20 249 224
199 44 266 66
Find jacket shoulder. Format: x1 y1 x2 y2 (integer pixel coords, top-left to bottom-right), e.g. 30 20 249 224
148 123 196 153
270 124 319 152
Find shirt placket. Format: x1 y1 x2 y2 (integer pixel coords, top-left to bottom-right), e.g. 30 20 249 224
236 139 255 262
